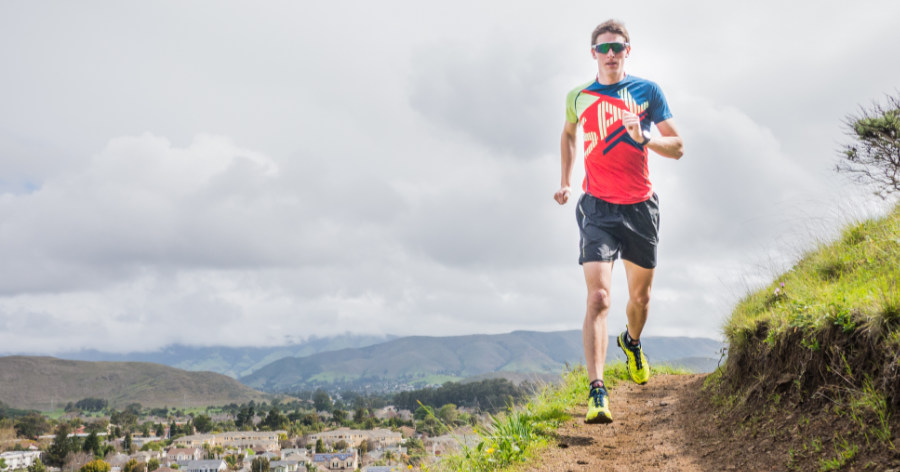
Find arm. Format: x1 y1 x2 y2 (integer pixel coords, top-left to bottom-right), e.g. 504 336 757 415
622 114 684 160
647 118 683 160
555 120 578 205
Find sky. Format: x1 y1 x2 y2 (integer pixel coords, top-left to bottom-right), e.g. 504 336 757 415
1 0 899 354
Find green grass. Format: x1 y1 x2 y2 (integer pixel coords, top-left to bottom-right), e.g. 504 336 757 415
725 203 900 349
425 362 688 472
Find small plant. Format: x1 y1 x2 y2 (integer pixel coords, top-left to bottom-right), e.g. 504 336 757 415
819 435 858 471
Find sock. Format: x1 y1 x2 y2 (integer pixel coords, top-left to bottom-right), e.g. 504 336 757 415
625 330 640 346
589 379 604 389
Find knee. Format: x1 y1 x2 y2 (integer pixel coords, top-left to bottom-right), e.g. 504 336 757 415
587 288 612 314
630 292 651 309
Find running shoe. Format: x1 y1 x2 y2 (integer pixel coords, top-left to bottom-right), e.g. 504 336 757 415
584 385 612 424
617 330 650 384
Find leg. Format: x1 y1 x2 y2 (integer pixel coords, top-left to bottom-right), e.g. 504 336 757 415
582 261 614 383
623 260 655 341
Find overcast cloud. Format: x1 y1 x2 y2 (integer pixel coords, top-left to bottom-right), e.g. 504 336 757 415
1 0 899 354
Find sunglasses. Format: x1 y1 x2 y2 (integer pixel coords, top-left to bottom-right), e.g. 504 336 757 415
593 42 629 54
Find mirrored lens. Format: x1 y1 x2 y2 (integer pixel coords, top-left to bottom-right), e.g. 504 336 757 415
594 42 627 54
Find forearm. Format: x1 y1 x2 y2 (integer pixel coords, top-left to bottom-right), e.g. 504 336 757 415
560 132 577 187
647 136 683 160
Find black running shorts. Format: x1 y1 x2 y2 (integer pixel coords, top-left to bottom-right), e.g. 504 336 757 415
576 193 660 269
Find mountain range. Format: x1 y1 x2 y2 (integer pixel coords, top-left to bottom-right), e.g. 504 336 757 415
238 330 725 392
1 331 724 407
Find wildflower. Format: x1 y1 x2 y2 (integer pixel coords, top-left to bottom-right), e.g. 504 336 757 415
486 447 494 454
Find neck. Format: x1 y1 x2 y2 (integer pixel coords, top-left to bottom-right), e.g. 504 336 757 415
597 70 626 85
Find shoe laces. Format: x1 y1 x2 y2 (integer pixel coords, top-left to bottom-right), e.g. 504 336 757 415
624 341 644 370
589 387 607 407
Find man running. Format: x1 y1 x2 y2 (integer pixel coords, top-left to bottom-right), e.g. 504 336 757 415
554 19 684 424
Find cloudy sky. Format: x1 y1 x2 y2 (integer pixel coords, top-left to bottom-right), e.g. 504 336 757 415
2 1 899 354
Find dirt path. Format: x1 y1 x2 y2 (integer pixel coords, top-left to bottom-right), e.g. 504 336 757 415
523 374 718 472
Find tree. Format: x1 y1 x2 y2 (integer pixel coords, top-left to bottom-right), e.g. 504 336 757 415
193 415 214 434
260 409 287 431
27 459 46 472
315 439 325 454
14 413 50 439
123 432 133 452
312 391 332 412
352 408 368 424
331 409 346 426
123 459 146 472
250 457 269 472
438 404 458 425
154 423 166 437
47 424 74 466
147 459 159 472
333 440 348 452
837 93 900 198
82 431 101 457
79 460 110 472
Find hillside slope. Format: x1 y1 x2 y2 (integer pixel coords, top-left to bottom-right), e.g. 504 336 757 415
0 356 270 410
708 203 900 469
239 330 723 392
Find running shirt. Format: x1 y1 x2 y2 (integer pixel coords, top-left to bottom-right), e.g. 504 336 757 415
565 75 672 204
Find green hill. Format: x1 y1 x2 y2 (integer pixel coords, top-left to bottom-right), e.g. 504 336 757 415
0 356 271 411
711 203 900 469
239 330 723 392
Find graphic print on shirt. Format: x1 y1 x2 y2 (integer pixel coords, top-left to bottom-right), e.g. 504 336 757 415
565 76 672 204
580 88 648 158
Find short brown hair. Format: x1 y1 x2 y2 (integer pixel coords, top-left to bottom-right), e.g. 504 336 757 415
591 19 630 45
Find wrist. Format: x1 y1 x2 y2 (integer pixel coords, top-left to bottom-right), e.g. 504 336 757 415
640 129 652 146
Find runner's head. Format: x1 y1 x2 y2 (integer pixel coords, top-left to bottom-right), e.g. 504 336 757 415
591 19 630 84
591 19 630 47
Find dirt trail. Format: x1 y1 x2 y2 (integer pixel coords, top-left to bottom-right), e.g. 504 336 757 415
523 374 722 472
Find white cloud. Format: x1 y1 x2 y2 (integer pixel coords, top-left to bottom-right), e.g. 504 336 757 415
1 0 900 354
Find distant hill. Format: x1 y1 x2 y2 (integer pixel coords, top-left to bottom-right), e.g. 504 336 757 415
0 356 270 411
239 330 724 392
41 334 396 378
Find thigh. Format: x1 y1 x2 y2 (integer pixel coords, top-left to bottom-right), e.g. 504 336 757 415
624 260 655 300
583 260 615 294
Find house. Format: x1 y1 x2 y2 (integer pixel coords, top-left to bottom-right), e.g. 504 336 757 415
133 451 164 463
166 447 204 463
311 452 358 471
0 451 42 470
172 434 216 449
362 467 403 472
307 428 401 449
176 460 227 472
279 449 308 462
268 460 301 472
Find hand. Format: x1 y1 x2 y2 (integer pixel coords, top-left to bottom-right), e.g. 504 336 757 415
554 186 571 205
622 111 643 143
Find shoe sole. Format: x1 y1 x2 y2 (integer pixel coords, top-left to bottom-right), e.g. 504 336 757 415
585 414 613 425
617 336 649 385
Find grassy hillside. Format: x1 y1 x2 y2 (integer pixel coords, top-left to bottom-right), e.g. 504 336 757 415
239 330 723 392
711 203 900 469
0 356 270 411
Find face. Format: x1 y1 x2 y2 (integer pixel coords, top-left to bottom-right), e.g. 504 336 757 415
591 32 630 82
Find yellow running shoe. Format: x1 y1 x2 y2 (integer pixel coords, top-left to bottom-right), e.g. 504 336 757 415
584 386 612 424
617 330 650 385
